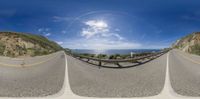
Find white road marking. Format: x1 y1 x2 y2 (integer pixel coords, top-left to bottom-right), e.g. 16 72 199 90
0 53 58 67
0 52 200 99
158 52 185 98
177 52 200 65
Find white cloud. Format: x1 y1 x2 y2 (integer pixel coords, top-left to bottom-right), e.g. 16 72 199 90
63 38 141 50
101 33 124 40
38 28 43 32
62 19 141 49
56 41 63 45
45 33 51 37
38 28 51 37
81 20 109 38
85 20 108 28
38 28 50 32
81 20 124 41
53 16 79 22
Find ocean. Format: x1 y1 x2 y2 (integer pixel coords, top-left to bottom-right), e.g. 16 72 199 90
72 49 161 55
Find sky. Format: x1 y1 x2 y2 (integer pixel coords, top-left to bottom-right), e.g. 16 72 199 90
1 0 200 49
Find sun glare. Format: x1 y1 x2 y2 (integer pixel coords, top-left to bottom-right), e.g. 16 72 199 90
85 20 108 28
95 20 107 28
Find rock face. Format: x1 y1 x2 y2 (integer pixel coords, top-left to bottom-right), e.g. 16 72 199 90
0 32 63 57
172 32 200 55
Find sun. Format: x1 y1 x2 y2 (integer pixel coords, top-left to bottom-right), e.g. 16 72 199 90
95 20 107 28
85 20 108 29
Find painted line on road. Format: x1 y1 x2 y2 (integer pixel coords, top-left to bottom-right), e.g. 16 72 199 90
1 52 200 99
159 52 185 98
177 52 200 65
0 54 58 67
160 51 200 99
27 52 200 99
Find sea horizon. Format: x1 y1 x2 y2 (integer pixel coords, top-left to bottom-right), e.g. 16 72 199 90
72 49 161 55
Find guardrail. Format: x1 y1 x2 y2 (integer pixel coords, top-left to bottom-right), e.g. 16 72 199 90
71 50 169 68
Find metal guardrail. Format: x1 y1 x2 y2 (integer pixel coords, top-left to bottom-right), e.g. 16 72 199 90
71 50 169 68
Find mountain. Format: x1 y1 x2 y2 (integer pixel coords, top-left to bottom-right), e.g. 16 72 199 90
0 32 64 57
172 32 200 55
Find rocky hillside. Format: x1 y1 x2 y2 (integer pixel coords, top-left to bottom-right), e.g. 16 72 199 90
172 32 200 55
0 32 63 57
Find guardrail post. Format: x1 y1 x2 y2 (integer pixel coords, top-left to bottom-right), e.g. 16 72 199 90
87 58 89 62
116 62 122 68
99 61 102 66
98 61 102 69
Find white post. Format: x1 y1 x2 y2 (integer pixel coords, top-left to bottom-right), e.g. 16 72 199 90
131 52 133 58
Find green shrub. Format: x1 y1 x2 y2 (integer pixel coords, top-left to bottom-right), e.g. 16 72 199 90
97 54 107 59
0 42 5 55
0 32 64 57
109 55 115 59
109 54 121 59
191 44 200 55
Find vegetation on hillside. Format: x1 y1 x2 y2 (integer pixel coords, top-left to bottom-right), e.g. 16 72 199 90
10 32 62 51
191 44 200 55
0 42 5 55
0 32 64 57
64 48 72 55
172 32 200 56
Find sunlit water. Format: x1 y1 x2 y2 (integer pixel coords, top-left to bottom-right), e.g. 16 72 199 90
72 49 160 55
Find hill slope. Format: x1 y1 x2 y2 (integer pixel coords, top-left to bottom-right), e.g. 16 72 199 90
172 32 200 55
0 32 63 57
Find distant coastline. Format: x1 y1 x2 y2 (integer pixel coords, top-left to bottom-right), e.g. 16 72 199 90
72 49 161 55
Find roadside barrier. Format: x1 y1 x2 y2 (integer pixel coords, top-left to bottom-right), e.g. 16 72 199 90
71 50 169 68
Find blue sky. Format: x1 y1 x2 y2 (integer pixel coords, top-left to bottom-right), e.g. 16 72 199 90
1 0 200 49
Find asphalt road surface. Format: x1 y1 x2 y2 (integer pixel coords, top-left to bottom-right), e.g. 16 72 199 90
1 49 200 98
67 53 167 97
0 51 65 97
169 49 200 96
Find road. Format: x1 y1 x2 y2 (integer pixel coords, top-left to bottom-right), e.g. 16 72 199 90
169 49 200 96
0 49 200 98
0 51 66 97
67 49 200 97
67 53 167 97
